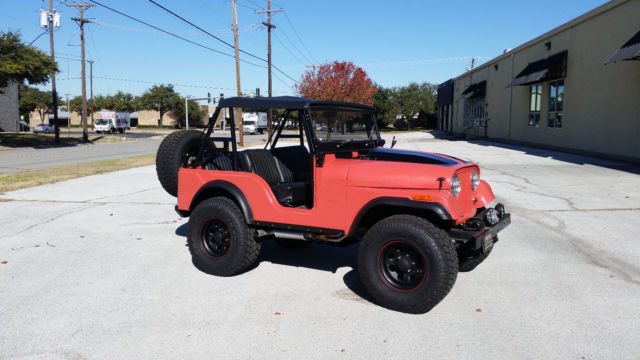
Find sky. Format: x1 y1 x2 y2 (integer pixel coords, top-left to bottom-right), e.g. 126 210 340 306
2 0 609 105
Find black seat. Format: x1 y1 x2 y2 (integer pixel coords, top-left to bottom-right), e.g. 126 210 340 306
270 145 312 182
204 152 233 170
238 149 309 207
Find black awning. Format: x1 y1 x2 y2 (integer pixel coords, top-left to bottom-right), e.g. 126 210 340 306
459 80 486 100
437 79 454 105
509 50 568 86
605 30 640 64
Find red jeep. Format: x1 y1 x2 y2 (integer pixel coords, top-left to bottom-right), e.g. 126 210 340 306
156 96 510 314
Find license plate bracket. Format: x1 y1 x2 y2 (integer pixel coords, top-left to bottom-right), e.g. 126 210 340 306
482 233 494 253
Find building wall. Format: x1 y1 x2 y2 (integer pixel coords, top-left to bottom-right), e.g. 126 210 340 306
0 82 19 132
29 109 188 127
448 0 640 161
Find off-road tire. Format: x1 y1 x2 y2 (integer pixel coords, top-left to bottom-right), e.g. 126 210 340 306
156 130 202 197
275 238 311 249
187 197 261 276
357 215 458 314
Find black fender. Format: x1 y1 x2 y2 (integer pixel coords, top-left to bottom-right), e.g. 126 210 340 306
348 197 452 237
189 180 254 223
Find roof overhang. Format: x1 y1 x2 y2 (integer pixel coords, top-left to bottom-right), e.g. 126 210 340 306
605 29 640 64
508 50 568 86
458 80 486 100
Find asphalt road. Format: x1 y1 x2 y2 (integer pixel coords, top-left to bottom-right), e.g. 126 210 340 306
0 131 269 174
0 138 163 174
0 132 638 359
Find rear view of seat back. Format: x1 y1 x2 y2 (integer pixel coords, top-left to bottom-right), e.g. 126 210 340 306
270 146 312 182
238 149 285 186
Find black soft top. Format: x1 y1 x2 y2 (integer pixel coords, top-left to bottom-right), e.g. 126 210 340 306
218 96 374 110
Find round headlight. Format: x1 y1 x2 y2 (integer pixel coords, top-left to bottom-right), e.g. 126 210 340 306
471 169 480 190
451 174 461 197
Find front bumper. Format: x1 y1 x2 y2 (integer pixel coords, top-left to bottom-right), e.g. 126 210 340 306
449 204 511 253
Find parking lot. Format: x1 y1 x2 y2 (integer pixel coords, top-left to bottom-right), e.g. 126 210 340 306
1 132 638 359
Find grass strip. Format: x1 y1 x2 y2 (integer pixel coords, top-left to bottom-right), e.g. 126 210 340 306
0 154 155 194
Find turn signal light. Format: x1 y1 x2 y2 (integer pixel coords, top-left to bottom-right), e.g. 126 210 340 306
411 194 433 201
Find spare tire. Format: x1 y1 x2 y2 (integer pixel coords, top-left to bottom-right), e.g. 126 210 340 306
156 130 203 197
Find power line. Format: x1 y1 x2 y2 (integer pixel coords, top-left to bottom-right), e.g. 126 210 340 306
86 0 266 69
282 11 318 64
146 0 298 84
272 32 306 66
272 21 313 64
56 75 294 94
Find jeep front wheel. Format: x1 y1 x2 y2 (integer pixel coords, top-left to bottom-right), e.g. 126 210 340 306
357 215 458 314
187 197 261 276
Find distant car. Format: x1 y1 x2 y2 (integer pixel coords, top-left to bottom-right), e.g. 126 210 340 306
18 121 30 132
33 123 55 134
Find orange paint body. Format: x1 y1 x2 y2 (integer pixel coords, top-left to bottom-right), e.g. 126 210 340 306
177 149 495 233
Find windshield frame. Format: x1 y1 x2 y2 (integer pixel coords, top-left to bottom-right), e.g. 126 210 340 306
308 105 383 153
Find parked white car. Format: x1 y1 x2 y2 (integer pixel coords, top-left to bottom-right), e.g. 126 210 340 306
33 123 55 134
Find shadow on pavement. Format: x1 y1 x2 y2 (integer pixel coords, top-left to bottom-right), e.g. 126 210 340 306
175 223 373 303
468 139 640 174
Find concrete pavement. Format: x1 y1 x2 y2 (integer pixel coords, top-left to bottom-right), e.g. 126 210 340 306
0 132 639 359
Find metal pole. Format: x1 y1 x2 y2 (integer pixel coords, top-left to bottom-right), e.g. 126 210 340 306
80 13 88 142
68 3 94 142
256 3 282 138
231 0 243 146
185 97 189 130
267 0 273 137
89 60 93 127
48 0 60 144
66 94 70 131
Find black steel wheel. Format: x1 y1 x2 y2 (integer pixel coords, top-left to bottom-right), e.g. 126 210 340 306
200 218 232 258
378 241 426 291
358 215 458 314
187 197 261 276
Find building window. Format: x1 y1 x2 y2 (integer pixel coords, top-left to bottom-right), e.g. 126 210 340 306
463 96 485 128
548 80 564 128
528 84 542 127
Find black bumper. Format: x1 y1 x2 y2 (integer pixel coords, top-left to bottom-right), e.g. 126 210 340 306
448 206 511 252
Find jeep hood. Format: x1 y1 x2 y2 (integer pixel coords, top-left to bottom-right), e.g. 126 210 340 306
346 148 471 189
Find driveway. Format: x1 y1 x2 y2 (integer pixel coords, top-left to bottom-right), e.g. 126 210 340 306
0 133 638 359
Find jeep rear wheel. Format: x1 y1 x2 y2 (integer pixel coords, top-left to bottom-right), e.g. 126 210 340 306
187 197 261 276
155 130 202 197
357 215 458 314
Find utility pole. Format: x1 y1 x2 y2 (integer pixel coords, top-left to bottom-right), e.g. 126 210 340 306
255 1 282 138
47 0 61 144
88 60 94 127
68 3 94 143
231 0 243 146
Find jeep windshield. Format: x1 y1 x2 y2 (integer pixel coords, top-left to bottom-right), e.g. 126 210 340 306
310 106 380 145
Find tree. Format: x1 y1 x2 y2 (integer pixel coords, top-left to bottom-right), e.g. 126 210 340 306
393 82 438 130
295 61 377 106
137 84 180 127
373 85 400 129
173 98 207 128
18 84 60 124
0 31 57 89
108 91 137 112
